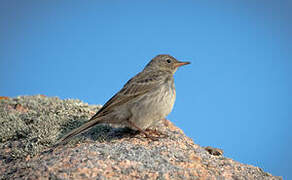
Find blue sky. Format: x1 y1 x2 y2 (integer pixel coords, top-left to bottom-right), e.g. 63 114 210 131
1 1 291 178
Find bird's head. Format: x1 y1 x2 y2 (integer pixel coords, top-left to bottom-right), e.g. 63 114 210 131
144 54 190 74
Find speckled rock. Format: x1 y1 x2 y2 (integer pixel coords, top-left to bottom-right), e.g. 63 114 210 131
0 96 282 180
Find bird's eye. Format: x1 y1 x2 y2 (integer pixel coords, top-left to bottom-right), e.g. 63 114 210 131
166 59 171 63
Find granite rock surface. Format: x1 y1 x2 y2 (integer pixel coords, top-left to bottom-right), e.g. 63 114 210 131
0 95 282 179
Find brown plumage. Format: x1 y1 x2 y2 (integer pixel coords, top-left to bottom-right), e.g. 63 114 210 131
56 54 190 144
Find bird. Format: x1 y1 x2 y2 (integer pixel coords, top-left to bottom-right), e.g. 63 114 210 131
57 54 190 144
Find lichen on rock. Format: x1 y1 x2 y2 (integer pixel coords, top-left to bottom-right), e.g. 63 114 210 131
0 95 282 180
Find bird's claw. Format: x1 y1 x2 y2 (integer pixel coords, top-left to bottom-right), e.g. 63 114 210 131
145 129 168 138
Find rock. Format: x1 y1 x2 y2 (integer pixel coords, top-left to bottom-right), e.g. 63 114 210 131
0 95 282 179
204 146 224 156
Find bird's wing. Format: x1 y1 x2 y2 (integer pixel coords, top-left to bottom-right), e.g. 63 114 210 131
90 71 166 120
55 71 167 145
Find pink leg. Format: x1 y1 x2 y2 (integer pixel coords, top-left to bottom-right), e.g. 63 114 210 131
127 120 158 141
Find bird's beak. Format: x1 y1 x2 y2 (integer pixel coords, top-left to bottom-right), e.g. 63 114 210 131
175 61 190 68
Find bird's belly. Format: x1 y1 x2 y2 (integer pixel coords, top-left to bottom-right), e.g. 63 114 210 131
130 84 176 130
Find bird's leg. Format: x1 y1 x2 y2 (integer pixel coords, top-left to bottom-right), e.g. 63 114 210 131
145 118 169 138
145 128 161 135
126 120 158 141
145 128 168 138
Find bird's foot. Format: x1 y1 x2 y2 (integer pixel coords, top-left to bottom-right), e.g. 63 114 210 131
143 133 159 141
126 120 163 141
145 128 168 138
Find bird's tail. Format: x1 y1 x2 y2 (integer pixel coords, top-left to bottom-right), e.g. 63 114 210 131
55 117 103 146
